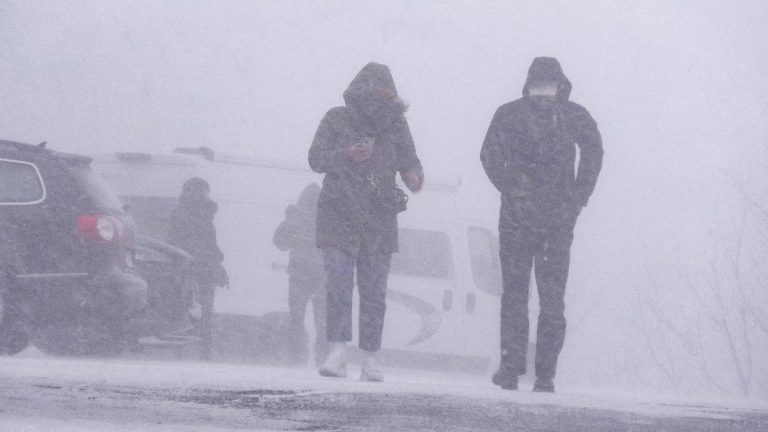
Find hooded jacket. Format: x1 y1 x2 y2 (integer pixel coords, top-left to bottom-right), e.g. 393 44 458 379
272 183 325 280
480 57 603 230
167 189 224 270
308 62 423 254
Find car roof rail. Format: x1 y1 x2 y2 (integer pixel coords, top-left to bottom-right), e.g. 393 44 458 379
0 139 45 152
0 139 93 165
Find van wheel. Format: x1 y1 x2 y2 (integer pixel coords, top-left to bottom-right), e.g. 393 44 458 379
36 318 125 357
0 272 33 355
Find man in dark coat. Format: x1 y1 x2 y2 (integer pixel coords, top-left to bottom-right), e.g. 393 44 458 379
309 62 424 382
480 57 603 392
167 177 228 360
273 182 328 367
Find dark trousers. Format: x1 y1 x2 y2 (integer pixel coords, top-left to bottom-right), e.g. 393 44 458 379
499 220 575 380
322 247 392 352
196 282 215 361
288 278 328 365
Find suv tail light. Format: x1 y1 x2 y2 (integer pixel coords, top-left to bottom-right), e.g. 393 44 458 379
77 214 123 243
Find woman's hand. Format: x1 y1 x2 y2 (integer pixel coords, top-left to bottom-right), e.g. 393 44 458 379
403 169 423 192
346 142 374 162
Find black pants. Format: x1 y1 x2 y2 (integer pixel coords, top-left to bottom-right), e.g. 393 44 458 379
499 219 576 380
288 278 328 365
196 281 215 361
322 247 392 352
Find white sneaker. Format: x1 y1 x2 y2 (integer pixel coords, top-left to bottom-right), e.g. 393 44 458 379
318 342 347 378
360 352 384 382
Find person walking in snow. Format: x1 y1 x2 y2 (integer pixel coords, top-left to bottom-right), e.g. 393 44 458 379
167 177 228 361
272 182 328 367
308 62 424 382
480 57 603 392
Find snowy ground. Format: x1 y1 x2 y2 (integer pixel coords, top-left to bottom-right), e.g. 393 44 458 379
1 348 766 431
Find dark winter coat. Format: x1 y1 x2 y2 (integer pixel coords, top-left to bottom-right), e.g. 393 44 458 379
480 57 603 230
167 190 224 276
308 62 423 254
272 183 325 282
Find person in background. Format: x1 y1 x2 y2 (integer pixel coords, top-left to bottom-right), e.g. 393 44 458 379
273 182 328 367
480 57 603 392
167 177 228 360
308 62 424 382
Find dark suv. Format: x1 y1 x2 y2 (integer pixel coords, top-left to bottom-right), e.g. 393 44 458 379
0 139 147 355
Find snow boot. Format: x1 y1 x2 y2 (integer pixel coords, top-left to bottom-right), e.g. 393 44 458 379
533 378 555 393
491 366 518 390
318 342 347 378
360 351 384 382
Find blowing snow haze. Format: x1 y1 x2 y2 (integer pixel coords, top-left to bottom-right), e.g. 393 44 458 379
1 0 767 399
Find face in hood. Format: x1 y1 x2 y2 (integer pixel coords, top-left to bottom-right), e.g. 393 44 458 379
343 62 407 126
522 57 572 102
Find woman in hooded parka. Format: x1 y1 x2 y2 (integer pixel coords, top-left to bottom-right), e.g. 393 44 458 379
308 62 424 382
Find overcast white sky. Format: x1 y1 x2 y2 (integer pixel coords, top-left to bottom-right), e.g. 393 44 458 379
3 0 767 270
2 1 766 202
2 0 767 397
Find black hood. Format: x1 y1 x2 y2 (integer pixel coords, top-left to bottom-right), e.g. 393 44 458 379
343 62 406 127
343 62 398 104
522 57 572 102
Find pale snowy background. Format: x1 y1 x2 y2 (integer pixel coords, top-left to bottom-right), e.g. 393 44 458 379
1 0 767 400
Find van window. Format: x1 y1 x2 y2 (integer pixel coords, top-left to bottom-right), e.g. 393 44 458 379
468 226 502 295
0 159 45 204
391 228 454 280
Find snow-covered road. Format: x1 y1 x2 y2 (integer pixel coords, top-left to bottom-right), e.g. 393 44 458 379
1 349 766 431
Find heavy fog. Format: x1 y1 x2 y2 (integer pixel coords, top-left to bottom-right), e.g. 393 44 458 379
2 0 767 401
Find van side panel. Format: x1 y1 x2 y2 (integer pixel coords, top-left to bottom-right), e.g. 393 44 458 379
92 153 501 371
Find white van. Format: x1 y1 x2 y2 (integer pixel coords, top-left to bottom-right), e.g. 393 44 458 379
92 148 502 372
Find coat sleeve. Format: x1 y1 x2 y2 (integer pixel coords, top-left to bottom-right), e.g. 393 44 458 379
272 219 293 251
166 209 191 251
210 228 224 264
272 205 311 251
480 106 512 193
572 108 604 206
308 109 348 174
394 118 424 183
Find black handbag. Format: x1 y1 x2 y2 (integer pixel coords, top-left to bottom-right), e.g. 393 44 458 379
366 174 409 214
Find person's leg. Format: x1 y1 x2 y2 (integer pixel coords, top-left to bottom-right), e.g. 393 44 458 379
532 221 575 391
498 227 538 379
355 252 392 353
311 282 329 366
322 248 355 344
319 247 355 377
287 279 311 365
197 280 215 361
355 251 391 382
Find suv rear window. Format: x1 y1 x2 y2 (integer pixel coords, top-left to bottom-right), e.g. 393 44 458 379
63 163 125 212
0 159 46 204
